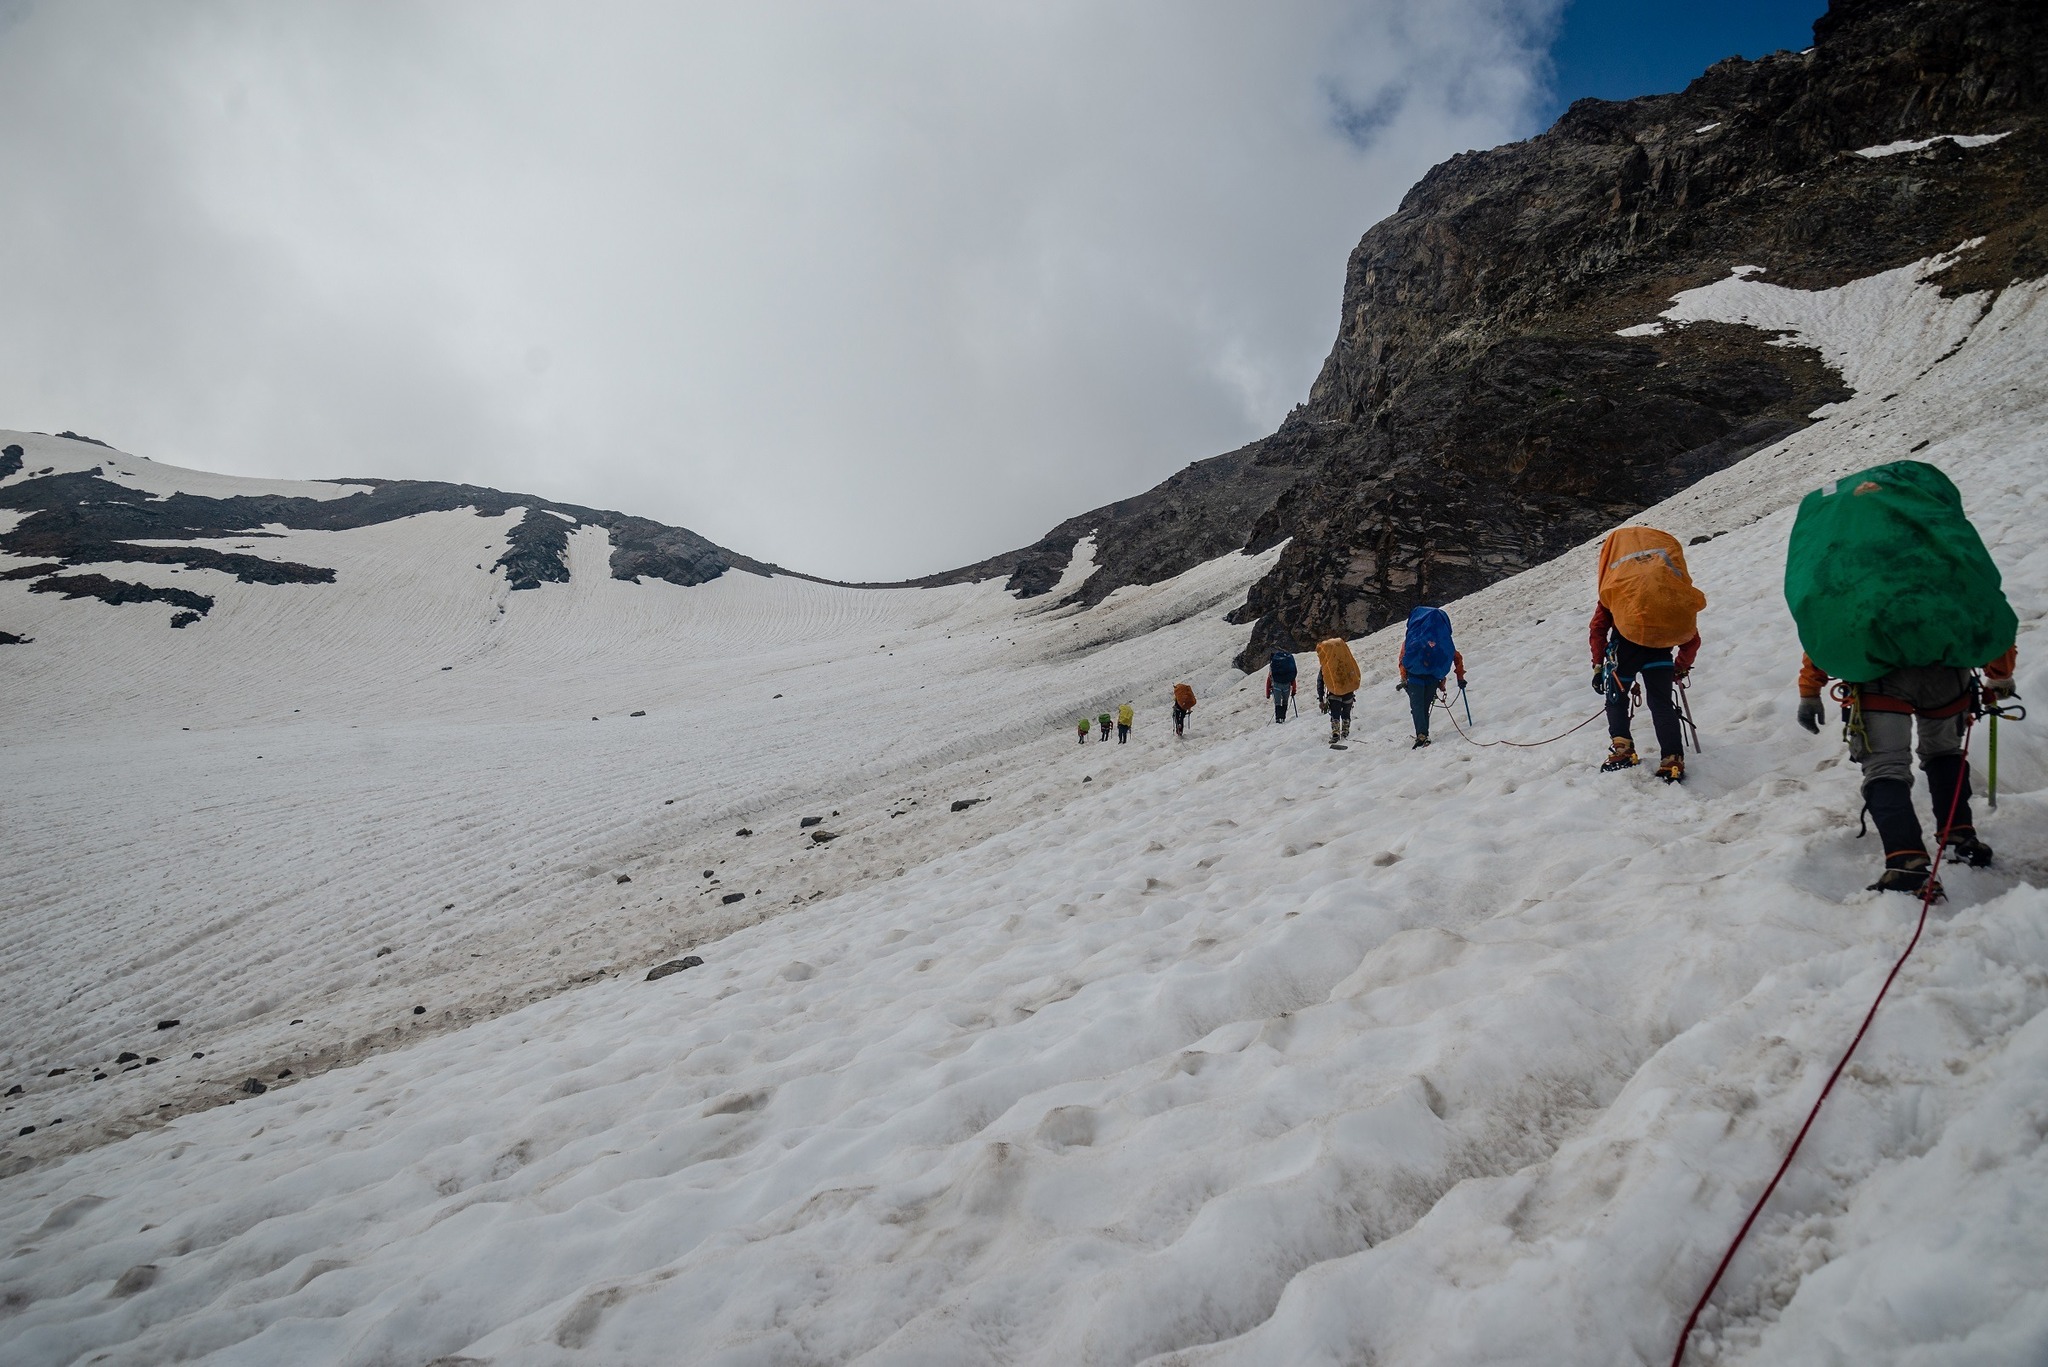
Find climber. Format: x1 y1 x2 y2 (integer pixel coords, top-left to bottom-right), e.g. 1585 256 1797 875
1590 525 1705 783
1786 461 2018 896
1396 606 1465 748
1076 716 1090 745
1117 701 1134 743
1172 682 1196 738
1314 636 1361 746
1266 649 1298 723
1098 710 1113 743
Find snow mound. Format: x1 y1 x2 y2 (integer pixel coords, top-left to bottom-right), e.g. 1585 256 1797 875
1854 131 2011 159
1 256 2045 1366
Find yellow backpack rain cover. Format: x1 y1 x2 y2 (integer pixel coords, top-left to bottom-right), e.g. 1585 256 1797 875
1597 526 1706 649
1315 637 1362 695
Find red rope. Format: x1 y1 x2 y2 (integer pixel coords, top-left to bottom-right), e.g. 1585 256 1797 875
1670 713 1976 1366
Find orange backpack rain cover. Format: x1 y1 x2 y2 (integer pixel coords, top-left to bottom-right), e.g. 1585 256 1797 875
1597 526 1707 649
1314 638 1361 695
1173 683 1196 710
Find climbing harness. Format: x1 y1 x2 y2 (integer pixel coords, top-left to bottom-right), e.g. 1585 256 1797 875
1670 713 1979 1367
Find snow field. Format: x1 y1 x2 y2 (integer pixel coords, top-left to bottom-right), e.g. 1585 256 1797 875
1 252 2046 1365
0 444 1276 1165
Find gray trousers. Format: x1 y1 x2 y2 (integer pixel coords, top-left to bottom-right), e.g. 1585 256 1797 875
1846 665 1971 790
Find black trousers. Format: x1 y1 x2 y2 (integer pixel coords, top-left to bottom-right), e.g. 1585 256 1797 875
1605 636 1683 758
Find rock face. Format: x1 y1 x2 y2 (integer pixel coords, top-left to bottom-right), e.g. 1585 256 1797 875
903 441 1303 607
917 0 2047 664
1222 0 2047 665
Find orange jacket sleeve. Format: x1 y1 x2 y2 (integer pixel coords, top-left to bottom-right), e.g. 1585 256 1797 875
1798 654 1830 698
1588 604 1613 664
1453 649 1465 683
1985 645 2016 683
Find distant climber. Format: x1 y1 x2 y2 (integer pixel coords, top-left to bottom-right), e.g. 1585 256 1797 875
1396 607 1465 748
1172 683 1196 738
1314 637 1361 746
1076 716 1090 745
1098 711 1113 742
1117 701 1133 743
1591 525 1704 783
1786 461 2018 897
1266 649 1298 723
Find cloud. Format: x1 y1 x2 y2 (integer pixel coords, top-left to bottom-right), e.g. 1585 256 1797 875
0 0 1558 579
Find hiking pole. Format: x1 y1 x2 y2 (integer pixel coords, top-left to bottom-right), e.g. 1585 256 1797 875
1461 683 1473 727
1678 677 1705 753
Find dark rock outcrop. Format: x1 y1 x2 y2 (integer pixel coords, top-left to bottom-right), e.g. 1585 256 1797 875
0 460 805 625
903 440 1303 607
899 0 2046 664
1222 0 2048 664
29 573 214 616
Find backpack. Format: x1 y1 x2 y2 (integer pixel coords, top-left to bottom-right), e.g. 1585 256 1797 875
1269 650 1298 686
1597 526 1706 649
1784 460 2015 683
1173 683 1196 711
1315 638 1361 696
1400 607 1455 677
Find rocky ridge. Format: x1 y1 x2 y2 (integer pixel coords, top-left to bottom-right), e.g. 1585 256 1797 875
941 0 2048 668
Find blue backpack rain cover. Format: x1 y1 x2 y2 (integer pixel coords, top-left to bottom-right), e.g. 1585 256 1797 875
1401 606 1454 677
1269 650 1298 685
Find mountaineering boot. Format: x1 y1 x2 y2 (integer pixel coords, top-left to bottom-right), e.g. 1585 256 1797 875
1869 851 1944 901
1861 777 1926 861
1412 734 1430 749
1655 752 1685 784
1599 738 1638 772
1341 719 1351 739
1944 826 1994 868
1923 753 1976 842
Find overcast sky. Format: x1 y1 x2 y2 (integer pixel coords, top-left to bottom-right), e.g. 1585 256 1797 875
0 1 1576 579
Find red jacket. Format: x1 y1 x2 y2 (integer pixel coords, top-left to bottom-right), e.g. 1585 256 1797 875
1590 603 1699 673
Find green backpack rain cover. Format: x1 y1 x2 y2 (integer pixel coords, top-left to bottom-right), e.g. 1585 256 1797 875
1783 460 2015 683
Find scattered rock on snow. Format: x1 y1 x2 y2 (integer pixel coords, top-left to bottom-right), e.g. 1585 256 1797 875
645 956 703 982
736 827 752 837
615 873 631 884
722 892 745 904
810 831 838 844
950 799 983 812
412 1006 426 1015
3 1084 19 1095
239 1079 266 1096
17 1126 32 1136
109 1265 159 1297
629 710 646 717
155 1019 179 1030
799 816 823 828
116 1052 139 1064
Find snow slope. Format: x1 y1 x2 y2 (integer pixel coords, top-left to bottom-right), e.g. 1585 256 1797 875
2 251 2045 1366
0 447 1276 1164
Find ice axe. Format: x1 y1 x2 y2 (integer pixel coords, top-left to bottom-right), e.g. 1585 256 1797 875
1677 676 1705 754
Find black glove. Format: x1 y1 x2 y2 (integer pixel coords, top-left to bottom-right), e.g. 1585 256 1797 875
1796 696 1825 734
1591 666 1606 694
